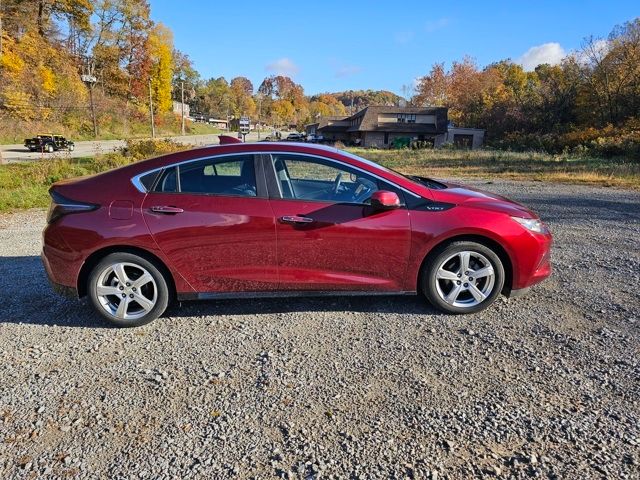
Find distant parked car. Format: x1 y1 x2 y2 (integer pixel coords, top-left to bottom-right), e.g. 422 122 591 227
264 131 282 141
286 133 305 141
25 134 75 153
306 134 325 143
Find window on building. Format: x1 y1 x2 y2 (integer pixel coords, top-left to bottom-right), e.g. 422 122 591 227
397 113 416 123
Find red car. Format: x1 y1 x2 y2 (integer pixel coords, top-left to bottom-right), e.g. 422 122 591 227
42 143 552 327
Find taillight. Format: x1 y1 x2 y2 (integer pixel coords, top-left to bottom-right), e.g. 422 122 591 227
47 190 98 224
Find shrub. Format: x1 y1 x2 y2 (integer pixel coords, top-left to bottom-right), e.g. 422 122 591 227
493 123 640 159
121 138 186 161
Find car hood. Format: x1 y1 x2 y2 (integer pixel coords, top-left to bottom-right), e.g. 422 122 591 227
430 181 537 219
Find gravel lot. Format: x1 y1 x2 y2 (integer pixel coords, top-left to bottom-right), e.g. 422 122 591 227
0 179 638 479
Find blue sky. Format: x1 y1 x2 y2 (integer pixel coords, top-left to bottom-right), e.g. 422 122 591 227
151 0 639 96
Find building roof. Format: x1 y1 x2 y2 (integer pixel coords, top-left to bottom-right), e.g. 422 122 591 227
310 105 448 135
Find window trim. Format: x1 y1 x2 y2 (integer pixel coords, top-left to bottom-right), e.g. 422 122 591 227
131 150 421 202
131 153 267 198
263 152 416 206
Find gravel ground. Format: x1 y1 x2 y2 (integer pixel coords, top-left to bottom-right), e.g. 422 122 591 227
0 179 638 479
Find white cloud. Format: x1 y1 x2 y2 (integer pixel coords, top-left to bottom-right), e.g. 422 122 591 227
425 18 450 33
335 64 362 78
265 58 299 76
518 42 566 71
394 31 414 44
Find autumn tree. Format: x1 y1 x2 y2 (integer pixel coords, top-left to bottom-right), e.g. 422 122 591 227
148 23 173 113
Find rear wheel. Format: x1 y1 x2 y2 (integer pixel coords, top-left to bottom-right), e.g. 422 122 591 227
422 241 504 314
87 253 169 327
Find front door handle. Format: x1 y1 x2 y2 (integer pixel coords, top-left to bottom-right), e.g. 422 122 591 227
280 215 314 224
150 205 184 214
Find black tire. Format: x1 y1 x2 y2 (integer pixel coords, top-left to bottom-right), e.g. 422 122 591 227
68 144 75 151
87 252 170 327
421 241 505 314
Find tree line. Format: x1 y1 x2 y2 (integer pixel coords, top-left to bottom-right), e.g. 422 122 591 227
412 18 640 155
0 0 402 140
0 3 638 156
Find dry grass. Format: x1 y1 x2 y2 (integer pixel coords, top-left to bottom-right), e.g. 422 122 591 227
1 145 638 213
348 148 640 189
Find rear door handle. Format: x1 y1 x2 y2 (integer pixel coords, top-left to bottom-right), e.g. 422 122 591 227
280 215 314 224
150 206 184 214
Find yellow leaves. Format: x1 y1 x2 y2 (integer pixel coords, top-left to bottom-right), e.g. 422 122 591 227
148 23 174 113
1 90 37 121
39 66 57 95
271 99 295 125
0 39 26 75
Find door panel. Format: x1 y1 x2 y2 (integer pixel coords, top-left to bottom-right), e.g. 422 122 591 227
270 199 411 291
141 153 277 293
267 153 412 291
143 194 277 292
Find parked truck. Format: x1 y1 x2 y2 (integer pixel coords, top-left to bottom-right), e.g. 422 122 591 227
24 134 75 153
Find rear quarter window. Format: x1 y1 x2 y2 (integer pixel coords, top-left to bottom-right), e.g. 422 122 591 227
139 171 161 191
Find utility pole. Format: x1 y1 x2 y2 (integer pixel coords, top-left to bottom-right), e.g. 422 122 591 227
149 79 155 138
88 83 98 137
81 59 98 138
180 81 185 136
0 0 4 58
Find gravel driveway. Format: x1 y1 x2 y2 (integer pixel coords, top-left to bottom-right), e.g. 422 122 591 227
0 180 638 479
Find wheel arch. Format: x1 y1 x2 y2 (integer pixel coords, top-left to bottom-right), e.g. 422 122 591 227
77 245 176 299
417 234 513 295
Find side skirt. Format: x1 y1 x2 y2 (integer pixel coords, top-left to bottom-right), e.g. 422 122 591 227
177 290 417 301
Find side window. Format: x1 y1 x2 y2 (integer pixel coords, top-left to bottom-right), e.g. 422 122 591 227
154 155 257 197
271 154 379 204
155 167 177 193
139 170 161 191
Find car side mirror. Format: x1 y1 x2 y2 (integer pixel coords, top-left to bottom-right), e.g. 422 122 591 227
370 190 401 210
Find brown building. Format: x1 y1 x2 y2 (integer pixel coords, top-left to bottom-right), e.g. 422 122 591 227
306 106 449 148
306 105 485 149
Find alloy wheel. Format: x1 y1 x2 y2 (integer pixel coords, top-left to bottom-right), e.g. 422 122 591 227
95 262 157 320
434 251 496 308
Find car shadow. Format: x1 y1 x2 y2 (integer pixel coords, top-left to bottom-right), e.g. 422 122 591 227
167 294 434 318
0 256 437 328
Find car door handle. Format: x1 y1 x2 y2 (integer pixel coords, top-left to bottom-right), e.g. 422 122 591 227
280 215 314 224
150 206 184 214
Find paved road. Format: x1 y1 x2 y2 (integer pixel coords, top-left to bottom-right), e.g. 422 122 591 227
0 180 638 478
0 132 271 163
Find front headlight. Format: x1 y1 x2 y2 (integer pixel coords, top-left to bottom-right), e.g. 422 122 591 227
511 216 548 234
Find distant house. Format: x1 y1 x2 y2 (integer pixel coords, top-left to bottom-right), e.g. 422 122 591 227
445 126 485 149
306 106 484 149
172 101 190 119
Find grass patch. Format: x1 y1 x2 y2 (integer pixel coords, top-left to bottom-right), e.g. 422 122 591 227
347 148 640 190
1 146 638 214
0 139 186 212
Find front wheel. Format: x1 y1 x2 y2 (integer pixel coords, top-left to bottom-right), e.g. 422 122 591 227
87 253 170 327
422 241 505 314
68 144 75 151
46 144 54 153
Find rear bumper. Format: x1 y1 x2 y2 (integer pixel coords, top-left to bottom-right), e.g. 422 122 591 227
41 249 79 298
